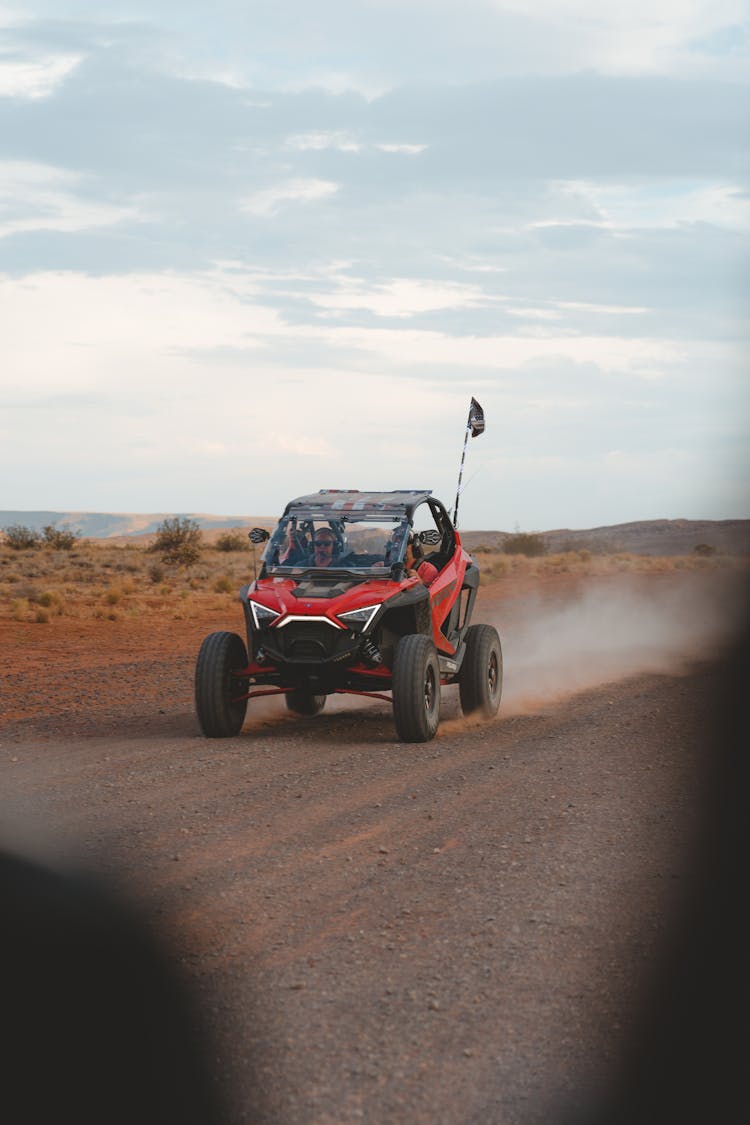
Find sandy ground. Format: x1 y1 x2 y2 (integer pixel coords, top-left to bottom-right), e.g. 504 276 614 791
1 568 745 1123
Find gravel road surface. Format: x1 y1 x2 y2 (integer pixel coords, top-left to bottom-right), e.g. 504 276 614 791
1 574 740 1123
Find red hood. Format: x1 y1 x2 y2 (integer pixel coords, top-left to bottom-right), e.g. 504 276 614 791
247 574 413 627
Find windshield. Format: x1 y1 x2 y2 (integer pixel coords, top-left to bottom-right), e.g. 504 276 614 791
262 512 411 576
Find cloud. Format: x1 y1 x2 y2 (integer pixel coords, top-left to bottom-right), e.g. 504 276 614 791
6 0 748 107
284 130 427 155
484 0 750 75
0 51 82 99
306 277 494 318
0 5 746 525
0 265 682 390
240 178 339 217
267 431 335 457
557 301 650 315
375 142 427 154
0 268 286 390
547 178 750 233
0 161 143 237
285 130 363 153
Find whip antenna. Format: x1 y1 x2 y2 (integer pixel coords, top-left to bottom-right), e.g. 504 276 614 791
453 397 485 528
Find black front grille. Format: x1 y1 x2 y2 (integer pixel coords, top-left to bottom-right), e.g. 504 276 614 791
266 622 357 665
289 635 330 660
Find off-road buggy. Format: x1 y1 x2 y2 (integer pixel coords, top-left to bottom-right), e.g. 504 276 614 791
195 489 502 742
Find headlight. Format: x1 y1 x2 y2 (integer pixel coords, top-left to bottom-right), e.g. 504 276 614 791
337 603 381 633
249 600 281 629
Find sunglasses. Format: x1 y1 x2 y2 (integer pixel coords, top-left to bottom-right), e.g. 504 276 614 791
315 538 334 548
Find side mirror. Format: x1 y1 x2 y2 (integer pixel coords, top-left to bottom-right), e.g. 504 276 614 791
419 529 442 546
249 528 270 544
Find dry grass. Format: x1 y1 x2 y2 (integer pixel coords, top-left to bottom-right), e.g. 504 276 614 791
0 539 745 624
0 539 253 624
473 548 746 585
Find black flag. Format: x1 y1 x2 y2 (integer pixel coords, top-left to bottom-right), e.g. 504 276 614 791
469 396 485 437
453 397 485 527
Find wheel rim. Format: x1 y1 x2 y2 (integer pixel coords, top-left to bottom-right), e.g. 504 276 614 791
424 664 436 714
488 650 498 698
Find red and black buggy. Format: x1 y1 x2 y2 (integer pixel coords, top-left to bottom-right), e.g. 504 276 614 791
195 489 502 742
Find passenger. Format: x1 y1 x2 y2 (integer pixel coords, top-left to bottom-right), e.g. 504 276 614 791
279 524 309 564
405 535 438 586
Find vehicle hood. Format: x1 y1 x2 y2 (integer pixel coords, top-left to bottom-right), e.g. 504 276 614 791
242 574 411 626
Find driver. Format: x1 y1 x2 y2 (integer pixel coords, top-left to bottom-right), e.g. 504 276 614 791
311 528 338 567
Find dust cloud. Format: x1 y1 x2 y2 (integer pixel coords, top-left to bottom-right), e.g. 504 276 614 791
493 573 746 715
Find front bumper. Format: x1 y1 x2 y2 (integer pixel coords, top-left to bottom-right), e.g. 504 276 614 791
244 611 389 691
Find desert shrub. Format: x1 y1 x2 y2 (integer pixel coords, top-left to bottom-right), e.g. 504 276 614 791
501 532 546 557
539 555 570 574
693 543 716 557
10 598 30 620
3 524 41 550
150 517 202 566
214 575 233 594
94 607 120 620
480 556 510 582
148 563 164 584
105 587 122 605
215 531 247 553
16 584 41 603
41 523 79 550
557 538 597 555
38 590 64 614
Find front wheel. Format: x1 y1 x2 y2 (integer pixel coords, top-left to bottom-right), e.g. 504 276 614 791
459 624 502 718
195 631 249 737
392 634 441 743
286 690 327 716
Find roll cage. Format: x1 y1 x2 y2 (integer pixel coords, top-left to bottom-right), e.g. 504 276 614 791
259 489 456 581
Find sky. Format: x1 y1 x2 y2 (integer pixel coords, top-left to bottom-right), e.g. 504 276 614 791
1 1 748 531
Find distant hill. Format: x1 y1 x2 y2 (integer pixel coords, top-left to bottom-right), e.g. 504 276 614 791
0 511 267 540
1 512 748 555
461 519 750 557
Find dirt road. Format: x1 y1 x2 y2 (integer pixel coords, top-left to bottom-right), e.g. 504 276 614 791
0 573 740 1123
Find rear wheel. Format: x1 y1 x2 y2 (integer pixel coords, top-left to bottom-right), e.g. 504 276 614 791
195 631 248 737
459 624 502 718
286 690 327 716
392 634 441 742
